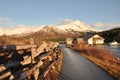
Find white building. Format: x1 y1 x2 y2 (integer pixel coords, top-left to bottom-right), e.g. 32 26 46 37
77 38 84 44
66 38 73 47
84 34 104 45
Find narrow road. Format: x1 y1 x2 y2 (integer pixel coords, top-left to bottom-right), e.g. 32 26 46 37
59 45 115 80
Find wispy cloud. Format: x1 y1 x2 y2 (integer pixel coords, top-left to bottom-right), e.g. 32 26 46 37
92 22 120 31
58 19 74 25
0 18 12 21
0 17 13 27
93 22 105 27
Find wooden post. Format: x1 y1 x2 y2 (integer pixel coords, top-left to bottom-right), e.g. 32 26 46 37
31 46 37 63
29 38 37 63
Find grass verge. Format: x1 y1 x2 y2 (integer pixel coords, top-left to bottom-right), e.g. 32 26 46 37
74 45 120 80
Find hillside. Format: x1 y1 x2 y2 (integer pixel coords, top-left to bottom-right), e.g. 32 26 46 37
99 27 120 43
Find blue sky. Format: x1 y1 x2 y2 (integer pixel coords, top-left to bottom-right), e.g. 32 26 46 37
0 0 120 30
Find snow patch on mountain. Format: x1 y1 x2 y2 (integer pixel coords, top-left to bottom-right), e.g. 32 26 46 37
58 20 96 32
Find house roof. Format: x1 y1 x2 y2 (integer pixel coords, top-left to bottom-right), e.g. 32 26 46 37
83 34 95 41
83 34 104 41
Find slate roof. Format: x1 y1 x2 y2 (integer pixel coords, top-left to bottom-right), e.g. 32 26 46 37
83 34 104 41
83 34 95 41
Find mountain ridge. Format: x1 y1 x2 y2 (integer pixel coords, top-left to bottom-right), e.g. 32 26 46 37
0 20 96 36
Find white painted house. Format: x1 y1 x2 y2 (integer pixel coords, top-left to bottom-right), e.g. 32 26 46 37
84 34 104 45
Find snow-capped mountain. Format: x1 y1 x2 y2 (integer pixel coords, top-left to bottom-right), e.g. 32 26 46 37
39 20 96 33
57 20 96 32
0 20 97 36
